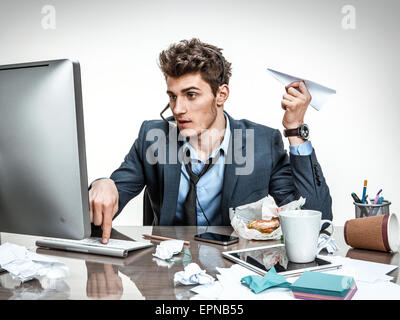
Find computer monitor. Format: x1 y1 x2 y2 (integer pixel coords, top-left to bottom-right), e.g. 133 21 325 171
0 59 91 239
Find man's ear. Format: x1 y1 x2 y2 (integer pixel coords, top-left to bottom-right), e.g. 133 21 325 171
216 84 229 107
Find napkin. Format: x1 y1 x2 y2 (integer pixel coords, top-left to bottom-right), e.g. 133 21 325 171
152 239 184 260
240 267 291 294
0 242 69 282
318 233 338 254
230 196 305 240
174 263 214 286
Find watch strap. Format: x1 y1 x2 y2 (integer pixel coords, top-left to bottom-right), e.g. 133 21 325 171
283 127 300 137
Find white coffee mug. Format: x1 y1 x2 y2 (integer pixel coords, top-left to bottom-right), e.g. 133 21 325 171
280 210 333 263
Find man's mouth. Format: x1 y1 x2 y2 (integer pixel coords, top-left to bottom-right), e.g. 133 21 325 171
177 119 192 126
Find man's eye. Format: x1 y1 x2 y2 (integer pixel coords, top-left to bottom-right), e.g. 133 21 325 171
169 95 177 100
187 92 197 99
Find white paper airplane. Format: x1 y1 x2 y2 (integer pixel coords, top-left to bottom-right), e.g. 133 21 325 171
267 68 336 111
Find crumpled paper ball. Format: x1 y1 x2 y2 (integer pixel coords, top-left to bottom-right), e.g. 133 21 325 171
174 263 214 286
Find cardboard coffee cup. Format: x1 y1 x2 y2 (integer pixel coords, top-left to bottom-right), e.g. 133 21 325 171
344 214 400 252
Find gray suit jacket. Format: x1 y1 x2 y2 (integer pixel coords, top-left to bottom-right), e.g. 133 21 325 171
109 112 332 225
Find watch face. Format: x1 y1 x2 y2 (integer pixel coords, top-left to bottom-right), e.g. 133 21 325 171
300 124 310 139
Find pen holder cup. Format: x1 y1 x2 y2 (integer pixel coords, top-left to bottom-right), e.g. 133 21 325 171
354 200 391 218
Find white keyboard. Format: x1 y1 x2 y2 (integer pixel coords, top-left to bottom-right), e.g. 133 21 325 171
36 237 153 257
54 237 147 250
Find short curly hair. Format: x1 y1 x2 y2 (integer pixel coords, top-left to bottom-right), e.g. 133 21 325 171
158 38 232 96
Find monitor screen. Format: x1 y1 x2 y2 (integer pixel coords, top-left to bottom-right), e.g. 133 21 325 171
0 59 91 239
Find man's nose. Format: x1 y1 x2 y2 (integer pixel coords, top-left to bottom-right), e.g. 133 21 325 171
173 97 187 115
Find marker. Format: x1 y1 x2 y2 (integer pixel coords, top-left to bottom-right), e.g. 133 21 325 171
351 192 362 203
361 180 368 203
377 197 384 205
373 189 383 204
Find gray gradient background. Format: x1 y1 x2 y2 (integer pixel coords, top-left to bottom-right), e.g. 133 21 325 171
0 0 399 226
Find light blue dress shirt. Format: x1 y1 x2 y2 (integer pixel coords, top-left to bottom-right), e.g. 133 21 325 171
176 114 313 226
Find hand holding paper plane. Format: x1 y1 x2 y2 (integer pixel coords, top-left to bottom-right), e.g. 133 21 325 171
267 68 336 111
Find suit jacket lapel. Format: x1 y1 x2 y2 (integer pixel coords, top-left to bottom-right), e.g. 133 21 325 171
160 126 182 225
220 113 244 225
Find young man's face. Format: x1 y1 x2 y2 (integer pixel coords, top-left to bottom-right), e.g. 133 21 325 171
166 72 218 138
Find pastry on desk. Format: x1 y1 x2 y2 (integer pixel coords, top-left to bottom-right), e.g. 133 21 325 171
247 217 280 234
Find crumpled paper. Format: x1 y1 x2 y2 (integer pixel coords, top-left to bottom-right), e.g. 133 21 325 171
241 267 291 294
174 263 214 286
152 239 184 260
0 242 69 283
318 233 339 254
229 196 306 240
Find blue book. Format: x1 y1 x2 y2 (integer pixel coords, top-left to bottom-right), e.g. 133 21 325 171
290 271 357 300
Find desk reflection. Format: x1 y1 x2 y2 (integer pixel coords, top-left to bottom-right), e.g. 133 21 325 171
85 262 123 300
0 275 70 300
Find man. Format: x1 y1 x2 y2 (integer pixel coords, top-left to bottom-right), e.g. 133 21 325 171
89 38 332 244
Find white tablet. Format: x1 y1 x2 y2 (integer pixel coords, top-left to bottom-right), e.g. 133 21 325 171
222 244 342 277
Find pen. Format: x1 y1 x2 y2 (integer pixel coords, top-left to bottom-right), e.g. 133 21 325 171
142 234 190 246
377 196 384 205
361 180 368 203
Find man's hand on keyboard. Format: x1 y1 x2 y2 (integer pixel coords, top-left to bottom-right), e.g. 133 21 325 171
88 178 119 244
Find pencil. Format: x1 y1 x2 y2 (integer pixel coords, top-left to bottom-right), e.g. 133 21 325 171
142 234 190 246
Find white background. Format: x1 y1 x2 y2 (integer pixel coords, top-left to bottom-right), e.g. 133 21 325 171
1 0 399 226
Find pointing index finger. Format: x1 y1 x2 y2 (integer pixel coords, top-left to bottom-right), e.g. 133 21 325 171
102 213 113 244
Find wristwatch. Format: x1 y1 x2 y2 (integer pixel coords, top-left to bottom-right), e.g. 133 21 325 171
283 124 310 140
